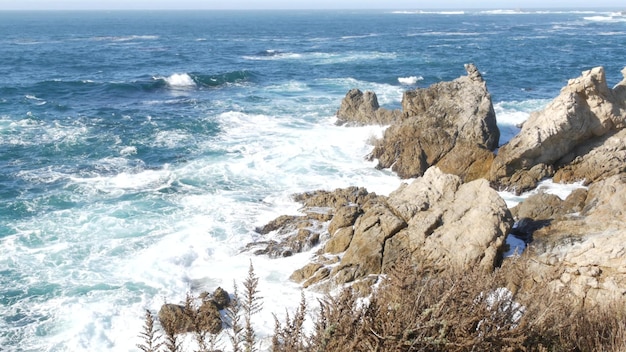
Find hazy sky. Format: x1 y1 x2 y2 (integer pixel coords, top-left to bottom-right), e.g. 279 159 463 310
0 0 624 10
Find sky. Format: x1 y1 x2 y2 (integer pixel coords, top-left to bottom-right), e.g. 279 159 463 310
0 0 623 10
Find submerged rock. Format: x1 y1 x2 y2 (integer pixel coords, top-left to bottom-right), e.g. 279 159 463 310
369 63 499 181
490 66 626 193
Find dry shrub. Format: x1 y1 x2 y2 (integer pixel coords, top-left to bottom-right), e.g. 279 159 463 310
272 254 626 352
140 258 626 352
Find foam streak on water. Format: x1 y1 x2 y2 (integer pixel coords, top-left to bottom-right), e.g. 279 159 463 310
0 9 625 352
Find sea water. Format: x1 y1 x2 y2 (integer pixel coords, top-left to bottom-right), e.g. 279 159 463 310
1 9 625 351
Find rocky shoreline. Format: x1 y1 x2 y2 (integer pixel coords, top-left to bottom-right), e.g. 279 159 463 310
249 64 626 306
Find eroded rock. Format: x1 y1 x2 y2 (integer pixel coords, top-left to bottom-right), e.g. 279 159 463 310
519 175 626 306
158 287 230 335
369 64 499 181
490 66 626 193
335 88 401 126
290 167 512 288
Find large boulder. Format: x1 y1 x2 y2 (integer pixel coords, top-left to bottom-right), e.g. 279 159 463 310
369 64 499 181
290 167 512 288
515 174 626 306
158 287 230 335
335 88 401 126
490 66 626 193
379 167 511 276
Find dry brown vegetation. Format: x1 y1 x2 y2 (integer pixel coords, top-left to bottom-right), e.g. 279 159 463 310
139 256 626 352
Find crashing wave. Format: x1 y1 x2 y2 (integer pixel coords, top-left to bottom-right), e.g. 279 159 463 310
398 76 424 85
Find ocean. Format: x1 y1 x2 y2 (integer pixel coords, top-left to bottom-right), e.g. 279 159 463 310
1 8 625 351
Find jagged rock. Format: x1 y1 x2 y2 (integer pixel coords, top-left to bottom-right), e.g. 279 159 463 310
490 66 626 193
330 202 407 282
327 205 362 235
158 287 229 335
335 88 401 125
553 128 626 184
511 192 568 221
323 227 354 254
369 63 499 181
290 263 324 283
381 168 511 276
197 300 223 334
210 287 231 310
248 187 382 258
159 303 194 334
296 167 512 287
520 174 626 306
508 189 588 243
293 186 377 209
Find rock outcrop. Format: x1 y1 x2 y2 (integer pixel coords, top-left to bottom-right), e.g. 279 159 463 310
553 128 626 185
335 88 401 126
257 167 512 291
246 187 383 258
369 63 499 181
490 66 626 193
514 175 626 305
158 287 230 335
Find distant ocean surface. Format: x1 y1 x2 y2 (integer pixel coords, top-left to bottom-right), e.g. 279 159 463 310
1 9 625 351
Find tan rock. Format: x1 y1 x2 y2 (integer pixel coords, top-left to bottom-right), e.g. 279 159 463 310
323 226 354 254
490 66 626 192
369 64 499 181
554 128 626 185
335 88 401 126
329 167 512 285
331 202 407 281
522 174 626 306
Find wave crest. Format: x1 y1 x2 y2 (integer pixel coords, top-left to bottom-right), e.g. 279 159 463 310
398 76 424 85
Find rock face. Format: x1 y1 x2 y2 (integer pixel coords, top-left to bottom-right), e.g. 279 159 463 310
490 66 626 193
260 167 512 291
516 175 626 305
335 88 401 125
369 64 499 181
553 128 626 185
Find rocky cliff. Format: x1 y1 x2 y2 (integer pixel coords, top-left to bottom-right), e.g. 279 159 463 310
369 63 499 181
489 66 626 193
248 65 626 307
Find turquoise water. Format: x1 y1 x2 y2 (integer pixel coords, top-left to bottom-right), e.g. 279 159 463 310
1 9 625 351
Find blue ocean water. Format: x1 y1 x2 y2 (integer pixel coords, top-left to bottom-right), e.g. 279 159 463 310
1 9 625 351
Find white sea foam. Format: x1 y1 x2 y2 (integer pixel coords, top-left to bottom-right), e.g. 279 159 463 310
25 94 47 105
151 129 192 148
584 14 626 22
391 10 465 15
408 31 481 37
243 51 397 65
341 33 379 40
1 106 403 351
119 146 137 156
480 9 529 15
158 73 197 89
494 99 549 145
499 179 587 209
398 76 423 85
93 35 159 42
